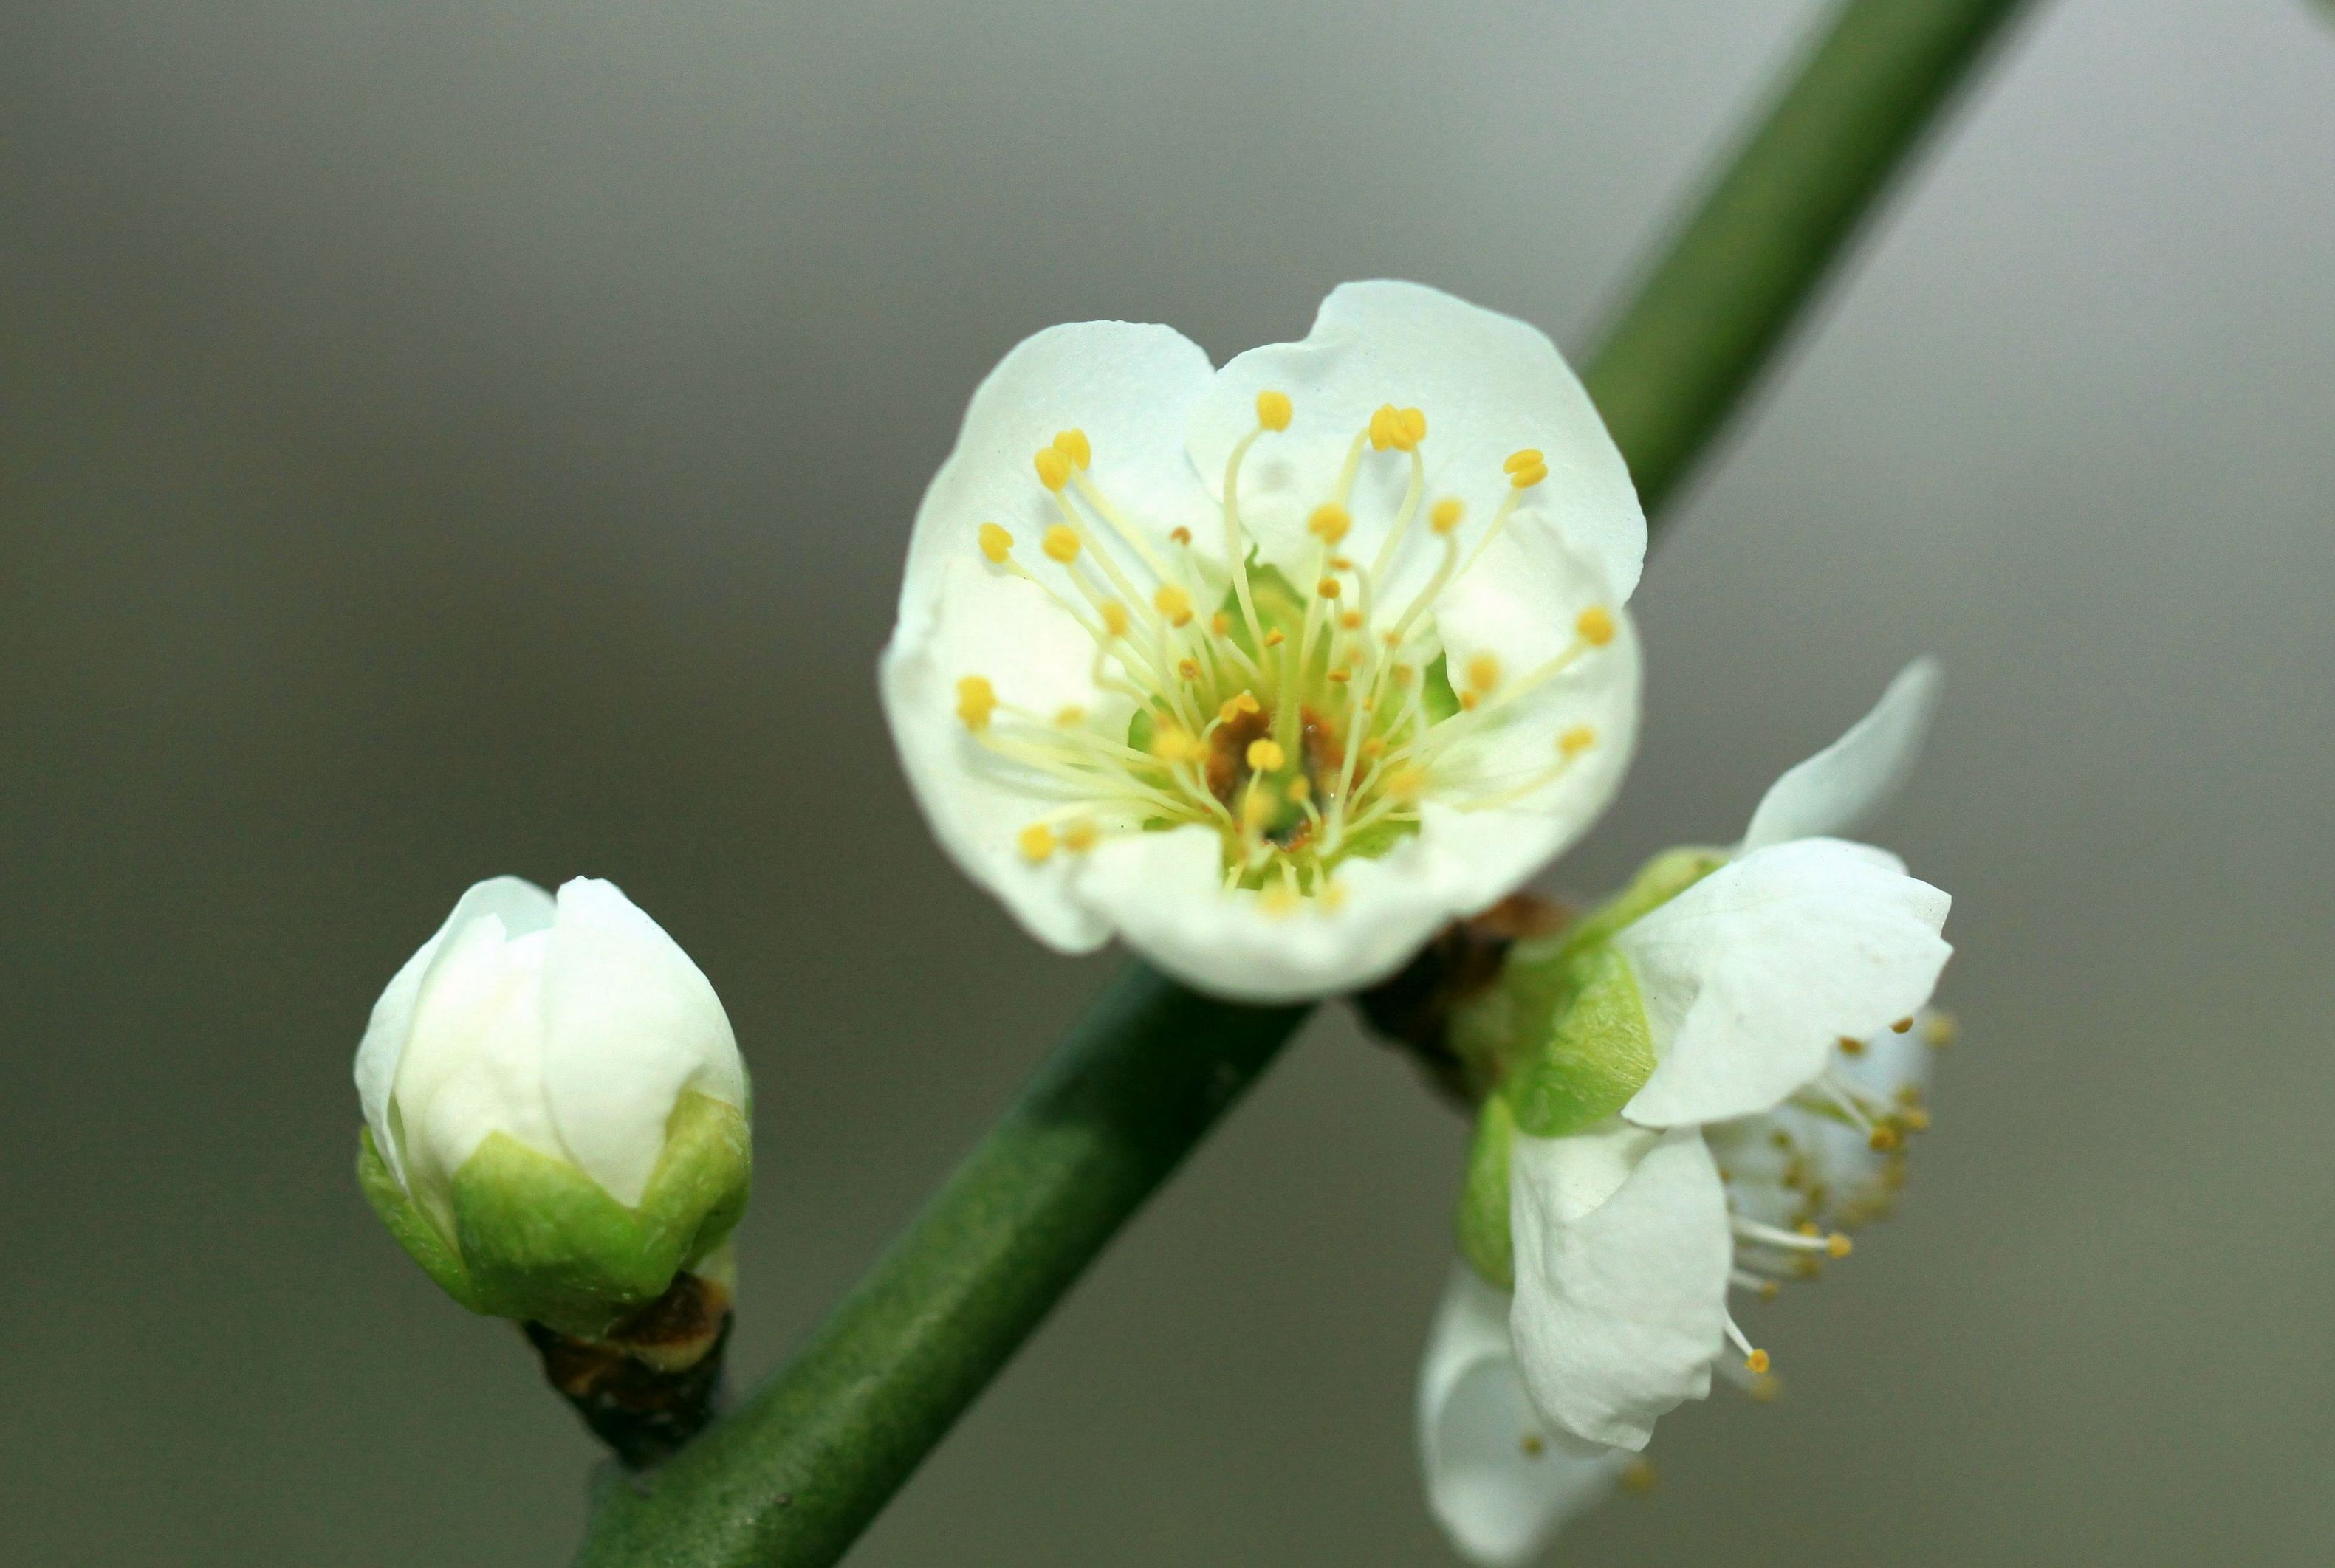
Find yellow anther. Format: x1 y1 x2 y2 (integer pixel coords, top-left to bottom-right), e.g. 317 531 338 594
1359 737 1386 760
1061 819 1099 853
1100 602 1131 638
1260 884 1300 918
1337 610 1363 631
1055 705 1086 726
1891 1016 1916 1034
1317 577 1342 600
1155 584 1194 625
1838 1034 1868 1056
1052 428 1091 469
978 522 1014 563
1286 776 1311 802
1218 691 1261 722
1394 406 1427 450
1868 1125 1903 1153
1465 652 1501 693
1901 1105 1933 1132
1152 726 1204 764
1170 526 1193 546
1018 824 1056 863
1368 404 1399 451
1177 658 1201 681
1509 458 1549 490
1326 667 1351 684
1043 524 1081 563
1388 664 1415 687
956 675 998 732
1520 1434 1545 1458
1385 766 1426 802
1575 606 1616 646
1503 447 1544 475
1247 738 1286 772
1923 1012 1959 1048
1459 691 1480 711
1744 1349 1771 1375
1210 612 1232 636
1319 880 1348 912
1255 389 1293 431
1307 503 1351 544
1430 497 1464 534
1035 447 1072 492
1263 628 1286 647
1619 1457 1659 1493
1827 1232 1854 1259
1559 726 1597 758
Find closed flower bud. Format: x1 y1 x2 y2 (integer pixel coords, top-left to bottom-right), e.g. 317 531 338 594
352 876 751 1342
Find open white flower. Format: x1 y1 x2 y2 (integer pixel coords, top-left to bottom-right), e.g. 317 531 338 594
1418 1267 1633 1567
1503 661 1953 1451
881 281 1647 1002
353 876 751 1336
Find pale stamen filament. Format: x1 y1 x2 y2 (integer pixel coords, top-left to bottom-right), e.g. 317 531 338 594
1066 467 1173 582
1219 427 1270 651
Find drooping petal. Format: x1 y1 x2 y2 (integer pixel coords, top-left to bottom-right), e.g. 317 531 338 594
1419 1267 1627 1567
1190 281 1646 606
1509 1124 1732 1451
882 319 1218 952
1616 839 1951 1129
355 876 553 1189
541 878 746 1208
1741 659 1941 853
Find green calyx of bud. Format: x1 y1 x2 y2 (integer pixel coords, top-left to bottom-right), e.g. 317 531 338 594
1456 1094 1517 1290
357 1090 750 1339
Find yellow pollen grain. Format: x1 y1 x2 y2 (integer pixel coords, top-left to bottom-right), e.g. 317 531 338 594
1043 524 1080 563
1465 652 1501 693
1396 406 1427 448
1170 526 1193 546
1326 667 1351 684
1101 602 1131 638
956 675 997 732
1744 1349 1771 1375
1368 404 1399 451
1178 658 1201 681
1430 497 1464 534
1286 776 1311 802
1923 1013 1960 1048
1308 503 1351 544
1337 610 1363 630
1560 726 1597 758
1061 819 1099 853
1055 705 1086 726
1154 584 1194 625
1503 447 1544 475
1210 612 1232 636
1219 691 1261 722
978 522 1014 563
1052 427 1091 470
1317 577 1342 600
1263 628 1286 647
1576 606 1616 646
1035 447 1072 492
1891 1016 1916 1034
1152 726 1203 764
1509 459 1549 490
1255 389 1293 431
1459 691 1480 711
1247 738 1286 772
1388 664 1415 687
1827 1233 1854 1259
1838 1034 1868 1056
1385 766 1425 802
1018 823 1056 863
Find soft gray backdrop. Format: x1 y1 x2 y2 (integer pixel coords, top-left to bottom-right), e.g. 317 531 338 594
6 1 2332 1563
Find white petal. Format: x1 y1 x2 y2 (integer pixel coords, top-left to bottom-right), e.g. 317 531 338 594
390 916 562 1207
354 876 552 1190
1741 658 1941 853
1190 281 1646 607
882 319 1217 952
1617 839 1952 1129
541 878 746 1208
1509 1125 1732 1451
1419 1267 1626 1567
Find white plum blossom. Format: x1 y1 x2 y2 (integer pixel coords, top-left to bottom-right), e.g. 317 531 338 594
353 876 751 1335
1507 659 1952 1452
880 281 1647 1002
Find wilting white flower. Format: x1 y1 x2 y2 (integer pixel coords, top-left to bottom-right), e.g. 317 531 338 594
880 281 1647 1002
1505 660 1952 1452
353 876 751 1336
1419 1266 1637 1567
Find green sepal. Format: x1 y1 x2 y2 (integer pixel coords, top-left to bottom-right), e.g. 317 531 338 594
363 1092 751 1338
1455 1094 1517 1290
1503 944 1658 1139
359 1127 484 1312
1553 845 1729 960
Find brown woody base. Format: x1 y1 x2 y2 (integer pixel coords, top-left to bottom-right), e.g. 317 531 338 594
525 1273 733 1470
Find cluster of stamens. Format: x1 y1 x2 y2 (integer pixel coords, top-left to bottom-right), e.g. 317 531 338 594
954 390 1616 911
1711 1011 1955 1384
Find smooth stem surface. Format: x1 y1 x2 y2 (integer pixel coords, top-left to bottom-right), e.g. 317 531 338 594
576 2 2031 1562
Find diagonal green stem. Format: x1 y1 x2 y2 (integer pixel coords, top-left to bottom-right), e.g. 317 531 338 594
575 3 2033 1563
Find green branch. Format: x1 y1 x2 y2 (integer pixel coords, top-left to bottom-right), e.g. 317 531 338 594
575 3 2032 1562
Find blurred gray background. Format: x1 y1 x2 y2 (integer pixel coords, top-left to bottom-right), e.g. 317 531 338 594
5 1 2333 1563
